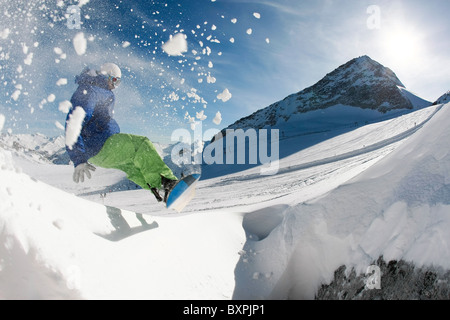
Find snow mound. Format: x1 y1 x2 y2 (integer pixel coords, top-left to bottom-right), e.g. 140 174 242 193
0 146 244 299
233 103 450 299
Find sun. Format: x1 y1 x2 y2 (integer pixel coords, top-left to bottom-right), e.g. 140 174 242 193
382 24 423 66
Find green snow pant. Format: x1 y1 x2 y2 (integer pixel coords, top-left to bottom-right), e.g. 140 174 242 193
89 133 177 190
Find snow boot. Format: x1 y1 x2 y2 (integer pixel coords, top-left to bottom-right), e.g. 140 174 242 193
161 175 178 203
149 184 163 202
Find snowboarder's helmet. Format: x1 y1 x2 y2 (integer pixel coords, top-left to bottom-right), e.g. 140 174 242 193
100 63 122 88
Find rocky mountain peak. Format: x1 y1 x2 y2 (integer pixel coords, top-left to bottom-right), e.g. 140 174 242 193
228 56 427 131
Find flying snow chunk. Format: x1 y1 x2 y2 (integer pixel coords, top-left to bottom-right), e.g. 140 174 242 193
231 18 237 24
168 92 179 102
122 41 131 48
24 53 33 65
56 78 68 86
217 89 232 102
213 111 222 125
246 28 253 35
196 110 207 121
207 74 216 84
162 33 188 56
47 94 56 102
59 100 72 113
253 13 261 19
0 114 5 131
266 38 270 44
0 28 10 39
78 0 90 8
73 32 87 55
66 107 86 150
11 90 21 101
55 121 64 131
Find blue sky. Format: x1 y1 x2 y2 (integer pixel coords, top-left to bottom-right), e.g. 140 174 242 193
0 0 449 143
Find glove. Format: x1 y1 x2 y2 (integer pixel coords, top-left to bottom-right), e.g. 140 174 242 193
73 163 96 183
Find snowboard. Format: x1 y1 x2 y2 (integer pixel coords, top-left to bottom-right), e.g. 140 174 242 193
166 174 201 212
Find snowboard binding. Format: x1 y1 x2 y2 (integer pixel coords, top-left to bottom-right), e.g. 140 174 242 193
148 175 178 203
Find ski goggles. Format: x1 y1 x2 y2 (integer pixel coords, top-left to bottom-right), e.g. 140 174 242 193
108 75 121 87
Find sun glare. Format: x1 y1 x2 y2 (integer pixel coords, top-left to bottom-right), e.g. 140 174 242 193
382 25 422 65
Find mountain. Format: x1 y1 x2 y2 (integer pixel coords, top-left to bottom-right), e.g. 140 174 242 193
203 56 431 179
433 90 450 105
225 56 430 133
0 133 69 165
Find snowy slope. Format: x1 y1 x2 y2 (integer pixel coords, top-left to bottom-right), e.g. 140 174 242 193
0 148 245 299
234 102 450 299
1 101 449 300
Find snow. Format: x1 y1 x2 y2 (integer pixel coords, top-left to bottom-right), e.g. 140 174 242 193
24 53 33 66
1 102 449 299
65 107 86 150
0 149 243 299
0 114 4 131
73 32 87 56
58 101 72 114
217 88 232 102
213 111 222 125
56 78 68 87
47 94 56 103
0 28 10 40
11 90 21 101
196 110 207 121
162 33 188 56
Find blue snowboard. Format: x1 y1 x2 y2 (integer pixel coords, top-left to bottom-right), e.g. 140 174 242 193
166 174 201 212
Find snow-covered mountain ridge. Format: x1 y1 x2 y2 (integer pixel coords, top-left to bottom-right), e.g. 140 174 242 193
226 56 430 132
434 91 450 105
0 133 68 165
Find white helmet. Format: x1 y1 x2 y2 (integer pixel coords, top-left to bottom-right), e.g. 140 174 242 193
100 63 122 87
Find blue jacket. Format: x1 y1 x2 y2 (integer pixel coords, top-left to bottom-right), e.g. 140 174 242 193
65 69 120 167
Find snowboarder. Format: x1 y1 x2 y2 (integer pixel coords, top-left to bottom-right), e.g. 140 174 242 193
65 63 178 203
